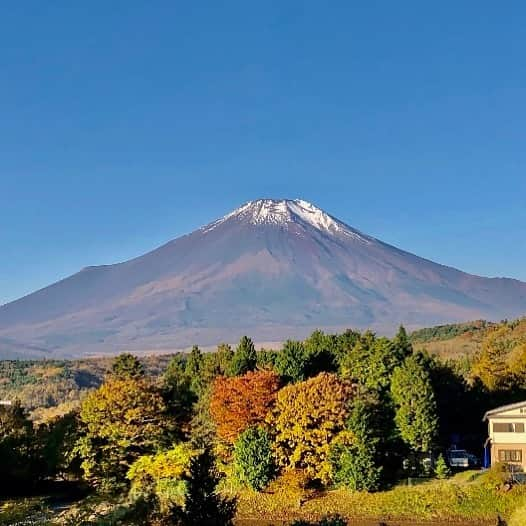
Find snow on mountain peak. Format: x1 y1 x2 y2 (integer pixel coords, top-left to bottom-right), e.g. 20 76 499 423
203 199 373 242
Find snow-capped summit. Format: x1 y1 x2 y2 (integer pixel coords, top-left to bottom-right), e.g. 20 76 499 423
204 198 372 242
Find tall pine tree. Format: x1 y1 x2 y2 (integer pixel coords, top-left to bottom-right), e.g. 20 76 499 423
185 345 205 395
392 325 413 363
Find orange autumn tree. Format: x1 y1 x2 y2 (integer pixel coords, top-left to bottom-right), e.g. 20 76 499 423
269 372 353 484
210 370 280 443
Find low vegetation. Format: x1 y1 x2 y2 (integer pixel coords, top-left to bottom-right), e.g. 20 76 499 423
232 469 526 524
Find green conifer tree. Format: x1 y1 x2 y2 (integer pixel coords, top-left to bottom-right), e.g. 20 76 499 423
390 353 439 454
330 397 382 491
275 340 308 383
392 325 413 363
185 345 205 395
182 448 237 525
229 336 257 376
234 426 275 490
111 353 144 379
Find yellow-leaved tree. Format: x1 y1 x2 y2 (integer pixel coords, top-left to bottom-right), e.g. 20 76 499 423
472 326 512 390
507 342 526 384
268 372 353 484
76 377 173 491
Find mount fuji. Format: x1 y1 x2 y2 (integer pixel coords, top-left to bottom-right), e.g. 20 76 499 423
1 198 525 358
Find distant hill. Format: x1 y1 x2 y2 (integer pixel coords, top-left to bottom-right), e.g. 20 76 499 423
412 317 526 361
0 353 176 420
1 198 526 358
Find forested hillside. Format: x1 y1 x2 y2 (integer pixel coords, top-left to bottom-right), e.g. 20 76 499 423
0 354 175 421
412 317 526 364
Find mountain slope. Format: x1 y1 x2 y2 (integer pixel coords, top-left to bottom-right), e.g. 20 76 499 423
1 198 525 358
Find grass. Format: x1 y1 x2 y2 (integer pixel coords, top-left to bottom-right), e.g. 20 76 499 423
0 497 53 525
508 501 526 526
226 471 526 524
5 470 524 525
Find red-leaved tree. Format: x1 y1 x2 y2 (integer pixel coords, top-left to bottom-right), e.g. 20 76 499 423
209 370 280 443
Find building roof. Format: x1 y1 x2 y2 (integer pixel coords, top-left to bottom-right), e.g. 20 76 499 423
483 400 526 421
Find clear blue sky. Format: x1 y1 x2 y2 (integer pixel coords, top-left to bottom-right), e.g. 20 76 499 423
1 1 525 305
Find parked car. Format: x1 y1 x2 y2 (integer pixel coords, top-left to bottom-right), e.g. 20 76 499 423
447 449 470 468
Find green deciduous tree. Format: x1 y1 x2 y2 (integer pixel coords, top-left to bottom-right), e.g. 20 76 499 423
127 443 197 512
341 334 399 395
303 330 339 376
37 410 81 480
163 354 195 423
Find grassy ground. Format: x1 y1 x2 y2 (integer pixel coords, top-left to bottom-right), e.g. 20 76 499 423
0 497 53 525
508 502 526 526
4 471 526 525
227 471 526 525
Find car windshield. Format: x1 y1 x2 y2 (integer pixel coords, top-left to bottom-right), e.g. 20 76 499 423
450 451 467 457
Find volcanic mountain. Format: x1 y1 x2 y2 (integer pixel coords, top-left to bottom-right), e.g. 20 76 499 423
1 198 526 358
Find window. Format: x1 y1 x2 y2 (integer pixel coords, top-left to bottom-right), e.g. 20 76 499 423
493 422 525 433
498 450 522 462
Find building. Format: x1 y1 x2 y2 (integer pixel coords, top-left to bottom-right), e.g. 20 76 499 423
483 401 526 470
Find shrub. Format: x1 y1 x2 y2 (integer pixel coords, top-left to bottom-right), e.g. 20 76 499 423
330 439 381 492
234 426 275 491
478 462 510 489
434 454 451 479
